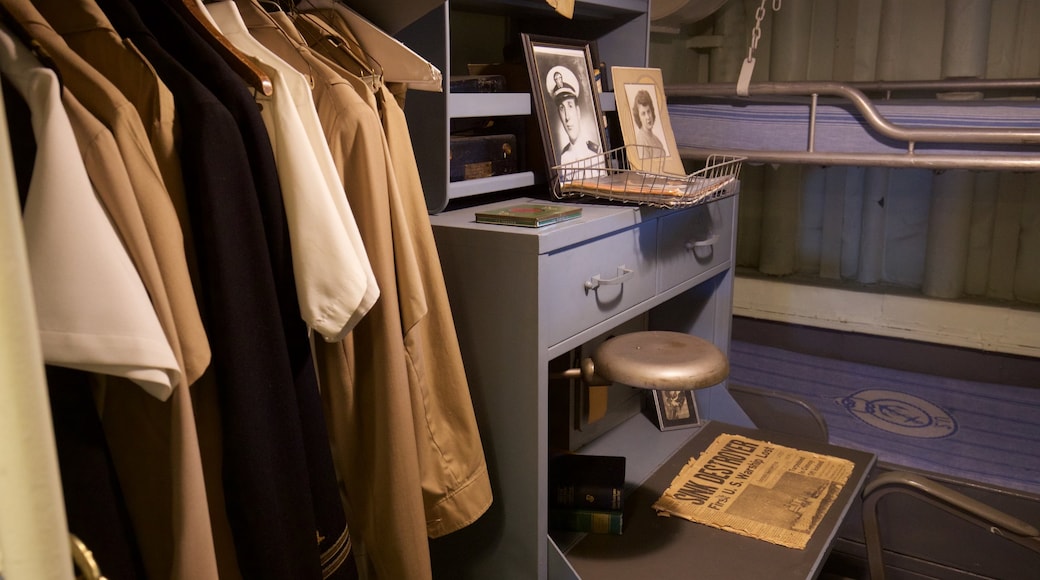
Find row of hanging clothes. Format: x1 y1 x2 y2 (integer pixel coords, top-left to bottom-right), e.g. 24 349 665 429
0 0 491 579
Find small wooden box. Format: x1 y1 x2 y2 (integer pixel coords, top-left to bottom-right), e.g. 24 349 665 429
449 134 518 182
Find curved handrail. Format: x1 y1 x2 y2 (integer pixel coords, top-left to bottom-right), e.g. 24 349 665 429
861 470 1040 580
726 382 829 442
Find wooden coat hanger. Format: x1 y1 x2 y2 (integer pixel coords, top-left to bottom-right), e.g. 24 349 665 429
170 0 273 95
294 11 379 79
258 0 283 13
302 0 441 91
0 3 63 88
323 26 381 79
71 534 107 580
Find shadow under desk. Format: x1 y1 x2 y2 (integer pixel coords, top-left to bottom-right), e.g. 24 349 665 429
557 420 877 580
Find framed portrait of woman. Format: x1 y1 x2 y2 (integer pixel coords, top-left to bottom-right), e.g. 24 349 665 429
612 66 686 176
522 33 607 185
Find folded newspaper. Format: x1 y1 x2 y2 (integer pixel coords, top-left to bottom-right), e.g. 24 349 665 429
652 433 855 549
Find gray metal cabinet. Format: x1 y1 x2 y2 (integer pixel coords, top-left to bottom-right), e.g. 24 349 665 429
428 191 750 578
395 0 652 212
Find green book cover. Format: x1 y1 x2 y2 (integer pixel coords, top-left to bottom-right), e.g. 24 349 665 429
474 203 582 227
549 508 623 535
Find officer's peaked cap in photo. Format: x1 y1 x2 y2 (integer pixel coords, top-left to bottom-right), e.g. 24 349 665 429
547 65 579 101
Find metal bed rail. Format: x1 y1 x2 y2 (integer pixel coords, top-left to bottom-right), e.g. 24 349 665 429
862 470 1040 579
666 78 1040 170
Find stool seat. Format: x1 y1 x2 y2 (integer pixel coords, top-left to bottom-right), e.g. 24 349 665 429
591 330 729 391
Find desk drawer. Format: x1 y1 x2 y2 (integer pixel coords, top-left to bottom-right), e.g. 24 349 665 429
543 222 658 346
657 195 735 292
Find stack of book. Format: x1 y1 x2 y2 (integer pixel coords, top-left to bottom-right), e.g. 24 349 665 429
548 453 626 535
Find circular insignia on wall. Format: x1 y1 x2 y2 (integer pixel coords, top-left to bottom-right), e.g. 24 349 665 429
836 389 957 438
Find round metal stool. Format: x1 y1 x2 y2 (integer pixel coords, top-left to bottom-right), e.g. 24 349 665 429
561 330 729 390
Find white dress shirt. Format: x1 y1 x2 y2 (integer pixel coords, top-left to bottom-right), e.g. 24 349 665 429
0 23 180 400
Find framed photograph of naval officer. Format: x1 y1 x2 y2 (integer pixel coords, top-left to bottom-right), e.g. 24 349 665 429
522 33 606 185
649 389 701 431
612 66 686 176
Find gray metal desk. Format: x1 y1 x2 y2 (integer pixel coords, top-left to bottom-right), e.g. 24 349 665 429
428 193 748 579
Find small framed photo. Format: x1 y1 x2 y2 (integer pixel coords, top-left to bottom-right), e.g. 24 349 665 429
612 66 686 176
650 389 701 431
522 33 607 184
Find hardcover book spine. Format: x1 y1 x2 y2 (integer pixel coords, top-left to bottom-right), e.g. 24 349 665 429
553 482 623 511
549 509 623 535
549 454 626 511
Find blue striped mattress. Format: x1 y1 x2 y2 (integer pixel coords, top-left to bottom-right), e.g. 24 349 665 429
668 98 1040 157
728 340 1040 496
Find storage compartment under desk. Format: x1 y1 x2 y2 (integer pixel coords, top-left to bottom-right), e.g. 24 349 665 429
549 316 649 452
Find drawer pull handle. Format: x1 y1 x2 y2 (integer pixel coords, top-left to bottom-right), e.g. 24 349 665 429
585 266 634 290
685 234 720 250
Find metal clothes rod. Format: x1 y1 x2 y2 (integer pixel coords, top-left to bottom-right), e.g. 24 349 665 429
666 79 1040 170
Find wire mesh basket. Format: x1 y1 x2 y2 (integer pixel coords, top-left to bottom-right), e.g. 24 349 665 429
551 145 744 209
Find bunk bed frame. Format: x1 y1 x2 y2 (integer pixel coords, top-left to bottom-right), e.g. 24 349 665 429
666 78 1040 171
670 76 1040 577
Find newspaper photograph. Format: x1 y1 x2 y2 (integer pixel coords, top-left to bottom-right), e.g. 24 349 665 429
652 433 855 549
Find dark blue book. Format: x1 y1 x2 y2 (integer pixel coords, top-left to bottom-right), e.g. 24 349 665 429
549 453 625 511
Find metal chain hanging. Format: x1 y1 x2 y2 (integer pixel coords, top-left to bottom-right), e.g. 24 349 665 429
737 0 782 96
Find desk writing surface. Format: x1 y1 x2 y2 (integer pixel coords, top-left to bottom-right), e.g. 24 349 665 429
563 421 876 580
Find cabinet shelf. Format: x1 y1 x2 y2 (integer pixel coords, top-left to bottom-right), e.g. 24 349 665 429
395 0 649 213
447 92 614 119
549 411 701 554
450 0 648 19
449 92 532 118
449 171 537 200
